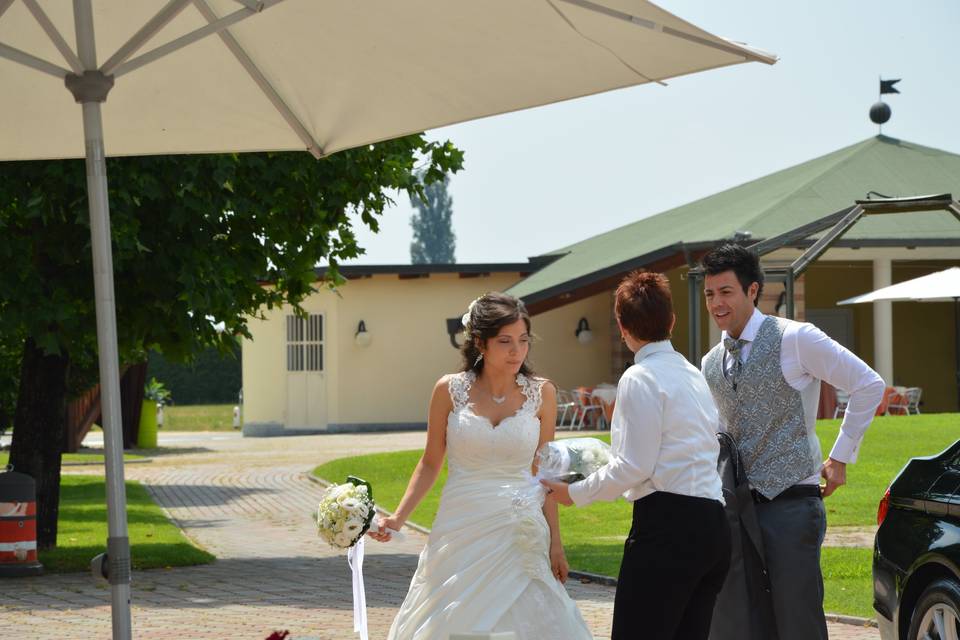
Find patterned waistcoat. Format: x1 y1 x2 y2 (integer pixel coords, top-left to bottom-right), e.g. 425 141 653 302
703 315 819 499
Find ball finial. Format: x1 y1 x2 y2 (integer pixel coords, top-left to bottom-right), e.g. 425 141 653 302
870 101 891 125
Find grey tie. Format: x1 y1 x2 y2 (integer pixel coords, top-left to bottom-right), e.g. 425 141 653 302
723 337 747 390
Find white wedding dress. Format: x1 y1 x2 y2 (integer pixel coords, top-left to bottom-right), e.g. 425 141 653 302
387 371 594 640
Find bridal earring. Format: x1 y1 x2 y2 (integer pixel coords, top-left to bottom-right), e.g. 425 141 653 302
474 353 483 366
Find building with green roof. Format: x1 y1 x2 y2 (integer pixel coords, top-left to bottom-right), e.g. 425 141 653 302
509 135 960 412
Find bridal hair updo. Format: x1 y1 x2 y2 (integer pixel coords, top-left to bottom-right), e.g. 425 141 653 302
460 292 535 376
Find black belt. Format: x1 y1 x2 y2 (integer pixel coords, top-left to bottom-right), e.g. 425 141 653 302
751 484 822 504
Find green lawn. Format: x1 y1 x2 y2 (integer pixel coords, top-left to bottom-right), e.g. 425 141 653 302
161 403 237 431
822 547 874 619
817 414 960 526
40 475 215 572
314 413 960 619
0 451 145 466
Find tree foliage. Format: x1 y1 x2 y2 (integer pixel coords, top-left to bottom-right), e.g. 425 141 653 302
0 137 463 366
410 172 456 264
0 135 463 546
0 333 21 435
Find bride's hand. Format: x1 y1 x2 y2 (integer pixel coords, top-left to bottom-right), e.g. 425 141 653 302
368 515 403 542
550 543 569 584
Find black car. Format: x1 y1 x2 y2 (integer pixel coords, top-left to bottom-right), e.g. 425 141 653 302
874 440 960 639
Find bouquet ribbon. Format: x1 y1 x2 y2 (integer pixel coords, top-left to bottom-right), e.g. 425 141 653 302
347 536 368 640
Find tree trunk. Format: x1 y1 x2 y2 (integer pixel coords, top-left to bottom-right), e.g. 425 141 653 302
9 337 69 550
120 361 148 448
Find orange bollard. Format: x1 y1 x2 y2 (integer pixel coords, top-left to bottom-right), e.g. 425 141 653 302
0 467 43 576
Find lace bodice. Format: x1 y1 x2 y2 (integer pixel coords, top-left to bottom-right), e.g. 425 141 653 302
445 371 545 475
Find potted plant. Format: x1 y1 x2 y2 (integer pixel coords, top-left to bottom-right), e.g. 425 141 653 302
138 378 171 448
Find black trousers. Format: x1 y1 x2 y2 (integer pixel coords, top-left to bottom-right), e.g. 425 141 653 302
612 491 732 640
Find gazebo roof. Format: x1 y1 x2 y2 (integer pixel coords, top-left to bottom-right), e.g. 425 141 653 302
509 135 960 306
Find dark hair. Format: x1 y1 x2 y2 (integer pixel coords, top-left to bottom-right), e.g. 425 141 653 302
700 243 764 306
460 292 534 375
614 271 673 342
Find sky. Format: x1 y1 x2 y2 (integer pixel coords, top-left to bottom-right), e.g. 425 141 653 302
344 1 960 266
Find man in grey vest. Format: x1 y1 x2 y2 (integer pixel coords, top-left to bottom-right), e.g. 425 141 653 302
699 244 884 640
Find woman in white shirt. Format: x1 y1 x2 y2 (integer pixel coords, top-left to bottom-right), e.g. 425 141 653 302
543 270 731 640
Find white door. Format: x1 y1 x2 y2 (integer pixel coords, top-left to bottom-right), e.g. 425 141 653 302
285 313 327 429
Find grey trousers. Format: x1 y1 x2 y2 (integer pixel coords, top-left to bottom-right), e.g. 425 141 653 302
755 495 828 640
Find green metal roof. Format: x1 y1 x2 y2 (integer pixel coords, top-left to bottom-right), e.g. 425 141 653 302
509 135 960 302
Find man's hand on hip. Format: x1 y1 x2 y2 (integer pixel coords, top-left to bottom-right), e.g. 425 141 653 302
821 457 847 497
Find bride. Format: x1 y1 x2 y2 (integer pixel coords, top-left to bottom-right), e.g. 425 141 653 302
369 292 593 639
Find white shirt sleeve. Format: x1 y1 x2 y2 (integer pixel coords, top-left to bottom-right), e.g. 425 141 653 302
568 373 663 507
788 323 885 464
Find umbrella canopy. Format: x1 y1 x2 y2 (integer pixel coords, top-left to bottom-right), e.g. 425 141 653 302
837 267 960 304
0 2 774 637
839 266 960 414
0 0 774 160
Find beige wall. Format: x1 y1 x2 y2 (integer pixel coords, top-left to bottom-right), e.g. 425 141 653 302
241 308 288 426
530 291 615 390
243 272 525 430
243 258 959 432
333 273 520 424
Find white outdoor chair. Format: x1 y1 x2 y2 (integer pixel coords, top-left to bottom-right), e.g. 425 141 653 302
555 389 576 427
905 387 922 415
834 390 850 419
572 388 605 430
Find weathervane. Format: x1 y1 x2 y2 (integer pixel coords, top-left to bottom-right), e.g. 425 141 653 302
870 78 900 132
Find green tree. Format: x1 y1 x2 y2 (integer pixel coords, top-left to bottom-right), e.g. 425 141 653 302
410 172 456 264
0 332 22 436
0 137 462 548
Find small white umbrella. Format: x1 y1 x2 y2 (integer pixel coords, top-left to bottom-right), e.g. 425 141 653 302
837 267 960 304
0 2 774 637
839 266 960 409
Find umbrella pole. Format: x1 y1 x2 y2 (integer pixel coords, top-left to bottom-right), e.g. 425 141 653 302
81 100 133 640
73 2 133 638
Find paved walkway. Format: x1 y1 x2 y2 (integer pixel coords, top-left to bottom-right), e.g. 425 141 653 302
0 431 879 639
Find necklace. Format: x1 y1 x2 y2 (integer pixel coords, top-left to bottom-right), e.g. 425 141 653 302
478 380 508 404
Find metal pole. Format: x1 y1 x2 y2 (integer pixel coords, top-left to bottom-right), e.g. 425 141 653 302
73 1 133 638
688 270 702 364
785 270 795 320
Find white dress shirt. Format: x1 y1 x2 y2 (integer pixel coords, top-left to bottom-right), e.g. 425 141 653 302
705 308 885 485
569 340 724 507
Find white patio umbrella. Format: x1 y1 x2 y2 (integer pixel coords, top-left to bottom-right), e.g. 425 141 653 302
838 267 960 409
0 1 774 637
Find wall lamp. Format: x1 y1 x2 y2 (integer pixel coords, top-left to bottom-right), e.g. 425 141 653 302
446 317 465 349
575 317 593 344
355 320 372 347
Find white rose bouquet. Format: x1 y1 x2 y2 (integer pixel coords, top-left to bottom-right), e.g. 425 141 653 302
316 476 376 550
537 437 611 483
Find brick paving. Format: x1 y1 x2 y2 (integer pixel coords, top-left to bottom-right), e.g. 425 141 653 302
0 431 878 639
